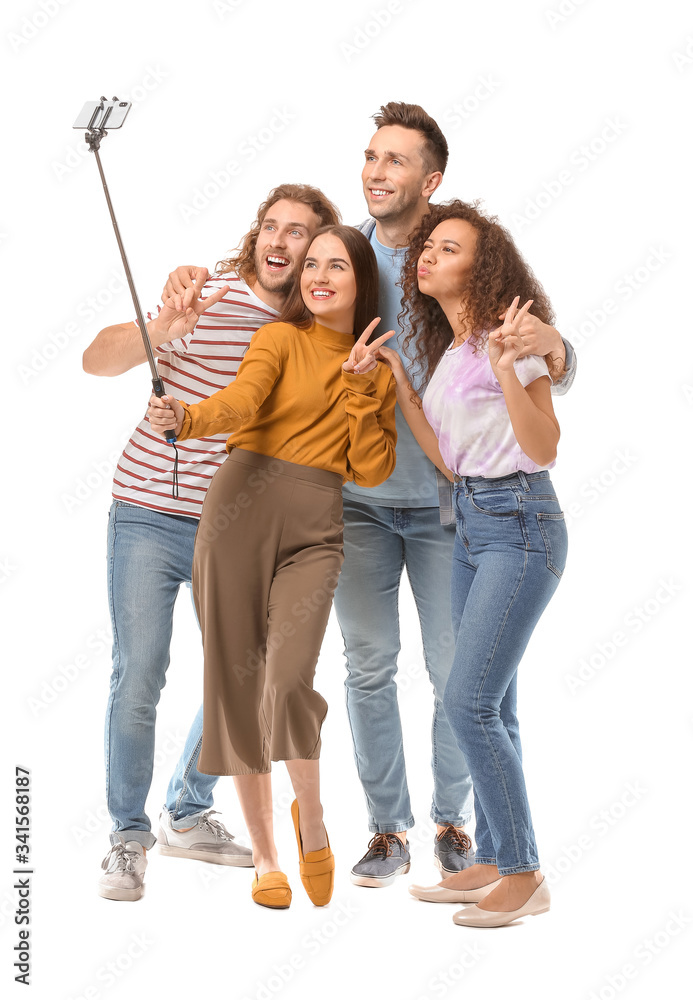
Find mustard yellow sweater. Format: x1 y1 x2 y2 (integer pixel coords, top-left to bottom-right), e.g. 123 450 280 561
178 320 397 488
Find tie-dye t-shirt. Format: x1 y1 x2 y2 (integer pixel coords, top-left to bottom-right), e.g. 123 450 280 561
422 335 554 478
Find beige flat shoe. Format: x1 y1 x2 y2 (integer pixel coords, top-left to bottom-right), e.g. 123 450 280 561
408 879 502 903
452 877 550 927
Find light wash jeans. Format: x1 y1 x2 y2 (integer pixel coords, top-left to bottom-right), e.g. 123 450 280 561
334 497 473 833
105 501 218 848
444 470 568 875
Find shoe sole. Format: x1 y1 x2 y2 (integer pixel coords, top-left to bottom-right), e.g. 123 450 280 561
453 905 550 927
410 889 485 903
350 862 410 887
158 844 254 866
252 898 291 909
98 884 144 901
434 854 475 877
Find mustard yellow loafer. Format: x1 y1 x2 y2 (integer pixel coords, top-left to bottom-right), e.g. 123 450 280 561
291 799 334 906
251 870 292 909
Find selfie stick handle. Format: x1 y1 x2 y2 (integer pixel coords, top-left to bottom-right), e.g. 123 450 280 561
85 114 176 446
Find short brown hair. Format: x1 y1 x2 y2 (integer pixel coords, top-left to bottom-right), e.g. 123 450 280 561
279 225 379 340
215 183 341 282
373 102 448 175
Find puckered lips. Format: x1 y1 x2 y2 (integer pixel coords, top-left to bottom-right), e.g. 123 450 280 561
265 253 291 272
418 265 430 276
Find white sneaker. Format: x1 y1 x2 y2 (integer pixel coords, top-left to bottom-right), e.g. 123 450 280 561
98 838 147 901
157 808 253 867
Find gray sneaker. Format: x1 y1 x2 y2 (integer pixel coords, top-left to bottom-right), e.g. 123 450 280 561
433 825 475 875
98 838 147 901
350 834 411 887
157 808 253 866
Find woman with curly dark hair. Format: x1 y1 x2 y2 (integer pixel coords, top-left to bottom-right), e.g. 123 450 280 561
377 200 568 928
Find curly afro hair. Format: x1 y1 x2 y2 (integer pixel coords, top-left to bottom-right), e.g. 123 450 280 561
399 199 559 383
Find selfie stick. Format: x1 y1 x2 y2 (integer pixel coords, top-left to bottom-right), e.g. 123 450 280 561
76 98 177 450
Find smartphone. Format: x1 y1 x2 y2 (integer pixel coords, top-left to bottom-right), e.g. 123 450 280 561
73 100 132 131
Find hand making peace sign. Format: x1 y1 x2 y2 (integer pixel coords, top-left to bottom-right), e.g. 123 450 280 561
342 317 395 375
154 282 230 342
488 296 534 376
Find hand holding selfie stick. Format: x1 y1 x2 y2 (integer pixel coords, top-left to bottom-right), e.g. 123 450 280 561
74 97 179 495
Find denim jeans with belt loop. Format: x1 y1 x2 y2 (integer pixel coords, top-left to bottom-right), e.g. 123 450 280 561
443 470 568 875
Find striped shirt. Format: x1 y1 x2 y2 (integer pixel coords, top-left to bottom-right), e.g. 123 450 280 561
112 273 278 518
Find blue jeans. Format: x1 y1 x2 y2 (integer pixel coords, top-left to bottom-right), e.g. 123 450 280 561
105 501 218 848
334 498 473 833
443 471 568 875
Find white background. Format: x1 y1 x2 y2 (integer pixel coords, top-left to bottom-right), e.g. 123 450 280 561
2 0 692 998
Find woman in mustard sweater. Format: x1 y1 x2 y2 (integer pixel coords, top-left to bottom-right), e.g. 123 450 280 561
148 225 396 909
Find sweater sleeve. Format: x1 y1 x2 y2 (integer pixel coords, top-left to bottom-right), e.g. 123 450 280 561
341 365 397 487
177 324 284 440
550 336 577 396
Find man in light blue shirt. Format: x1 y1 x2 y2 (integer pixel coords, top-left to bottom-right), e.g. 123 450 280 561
341 102 576 887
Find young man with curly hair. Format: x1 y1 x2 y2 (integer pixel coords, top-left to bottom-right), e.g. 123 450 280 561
84 184 340 901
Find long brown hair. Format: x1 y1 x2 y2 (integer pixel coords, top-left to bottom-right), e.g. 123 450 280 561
279 225 379 339
215 183 341 281
400 200 559 382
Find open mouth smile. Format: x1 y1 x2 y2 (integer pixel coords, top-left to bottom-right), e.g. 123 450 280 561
310 289 336 299
266 255 290 271
369 188 394 199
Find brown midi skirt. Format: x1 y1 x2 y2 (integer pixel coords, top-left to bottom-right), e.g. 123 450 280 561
192 449 344 775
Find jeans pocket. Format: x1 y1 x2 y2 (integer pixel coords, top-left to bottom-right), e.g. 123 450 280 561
469 489 519 517
537 512 568 579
